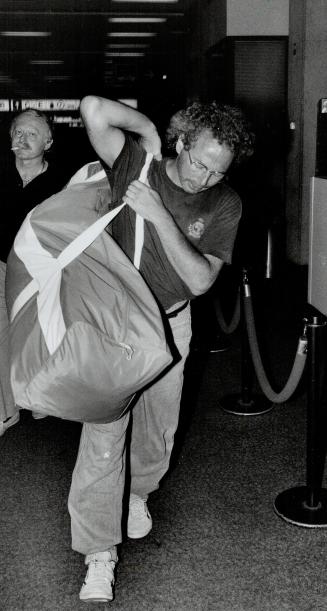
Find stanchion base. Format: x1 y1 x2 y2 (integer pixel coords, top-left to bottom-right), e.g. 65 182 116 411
274 487 327 527
219 393 273 416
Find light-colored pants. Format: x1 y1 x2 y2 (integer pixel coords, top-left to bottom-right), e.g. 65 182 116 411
0 261 16 422
68 304 192 555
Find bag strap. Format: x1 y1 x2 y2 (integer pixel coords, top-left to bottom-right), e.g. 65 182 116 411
133 152 152 269
56 151 152 270
59 151 152 270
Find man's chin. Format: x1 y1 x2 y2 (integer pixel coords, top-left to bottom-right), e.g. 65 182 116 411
182 182 203 194
189 185 208 194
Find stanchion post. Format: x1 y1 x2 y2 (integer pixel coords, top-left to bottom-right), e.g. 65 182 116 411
219 268 272 416
274 311 327 526
240 269 254 405
306 315 326 507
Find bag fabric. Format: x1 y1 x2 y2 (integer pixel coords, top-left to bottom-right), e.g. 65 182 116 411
5 158 172 424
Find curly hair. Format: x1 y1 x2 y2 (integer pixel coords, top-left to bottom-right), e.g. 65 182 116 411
166 101 254 165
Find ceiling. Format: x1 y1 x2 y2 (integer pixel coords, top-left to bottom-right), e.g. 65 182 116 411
0 0 193 102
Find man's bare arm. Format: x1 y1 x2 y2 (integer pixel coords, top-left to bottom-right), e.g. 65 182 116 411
80 96 162 168
156 214 223 295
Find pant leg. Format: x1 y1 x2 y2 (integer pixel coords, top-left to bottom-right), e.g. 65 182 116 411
68 413 130 555
0 261 16 421
130 304 192 498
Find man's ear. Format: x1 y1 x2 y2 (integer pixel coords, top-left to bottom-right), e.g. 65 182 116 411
44 138 53 151
176 137 184 155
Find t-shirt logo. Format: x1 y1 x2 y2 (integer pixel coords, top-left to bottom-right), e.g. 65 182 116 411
188 217 205 239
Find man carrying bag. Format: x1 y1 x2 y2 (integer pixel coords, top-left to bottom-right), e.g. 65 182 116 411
70 95 254 603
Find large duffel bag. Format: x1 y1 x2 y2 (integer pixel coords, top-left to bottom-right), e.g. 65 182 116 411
5 156 172 423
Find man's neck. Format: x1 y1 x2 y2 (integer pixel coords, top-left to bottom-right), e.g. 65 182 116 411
165 158 182 188
15 156 47 186
15 156 44 173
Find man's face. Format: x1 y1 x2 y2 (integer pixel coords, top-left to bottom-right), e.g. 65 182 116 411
10 113 52 161
176 129 234 194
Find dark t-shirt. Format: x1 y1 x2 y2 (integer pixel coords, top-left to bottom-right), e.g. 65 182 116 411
104 134 242 310
0 159 68 261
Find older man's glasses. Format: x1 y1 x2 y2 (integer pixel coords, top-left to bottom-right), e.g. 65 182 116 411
187 149 227 180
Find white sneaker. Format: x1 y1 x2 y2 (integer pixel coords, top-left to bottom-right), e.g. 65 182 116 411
79 549 117 603
0 412 20 437
127 493 153 539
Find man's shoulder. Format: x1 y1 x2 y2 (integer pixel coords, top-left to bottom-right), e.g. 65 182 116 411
212 182 242 213
194 181 240 209
216 180 241 201
193 183 241 229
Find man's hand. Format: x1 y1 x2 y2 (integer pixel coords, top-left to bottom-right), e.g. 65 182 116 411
123 182 223 296
139 132 162 160
123 180 167 224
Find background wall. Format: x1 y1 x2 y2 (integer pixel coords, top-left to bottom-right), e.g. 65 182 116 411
186 0 289 101
185 0 227 101
227 0 289 36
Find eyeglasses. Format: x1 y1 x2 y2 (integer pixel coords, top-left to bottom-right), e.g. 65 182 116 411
12 128 39 141
187 149 227 180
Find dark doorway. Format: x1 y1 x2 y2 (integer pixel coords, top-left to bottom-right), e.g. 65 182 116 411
207 37 288 276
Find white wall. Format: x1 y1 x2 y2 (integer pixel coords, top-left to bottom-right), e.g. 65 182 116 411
227 0 289 36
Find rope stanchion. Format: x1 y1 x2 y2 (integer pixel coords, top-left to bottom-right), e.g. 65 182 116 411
274 313 327 527
244 280 308 403
219 269 273 416
213 288 240 335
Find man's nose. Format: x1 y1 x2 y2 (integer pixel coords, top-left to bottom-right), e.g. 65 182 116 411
199 171 211 186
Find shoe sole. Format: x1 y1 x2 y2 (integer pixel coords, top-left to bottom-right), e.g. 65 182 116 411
80 593 113 603
127 524 152 539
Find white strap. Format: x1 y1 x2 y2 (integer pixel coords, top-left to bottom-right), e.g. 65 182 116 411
57 203 125 269
133 152 152 269
65 152 152 270
134 215 144 270
58 152 153 271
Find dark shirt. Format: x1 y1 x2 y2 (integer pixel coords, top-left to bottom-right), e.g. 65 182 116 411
0 159 68 261
103 135 242 310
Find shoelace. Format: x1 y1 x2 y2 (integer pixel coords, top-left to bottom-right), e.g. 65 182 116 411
86 559 115 584
130 498 149 517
